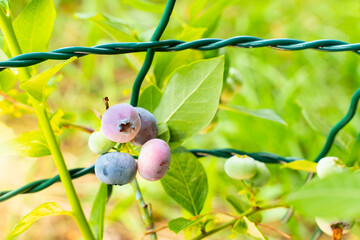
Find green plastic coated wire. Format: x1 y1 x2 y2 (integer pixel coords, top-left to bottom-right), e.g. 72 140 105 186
0 148 295 202
0 37 359 70
0 166 94 202
130 0 176 107
314 88 360 162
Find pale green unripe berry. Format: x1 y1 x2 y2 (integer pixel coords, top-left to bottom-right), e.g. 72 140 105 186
315 217 353 236
224 155 257 180
316 156 348 179
250 161 271 187
88 130 116 154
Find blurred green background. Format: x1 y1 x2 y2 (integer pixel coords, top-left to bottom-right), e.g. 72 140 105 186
0 0 360 239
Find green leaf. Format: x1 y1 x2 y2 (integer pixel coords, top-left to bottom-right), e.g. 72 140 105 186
8 202 73 239
50 108 65 135
161 148 208 216
347 133 360 166
190 0 232 37
189 0 208 20
168 216 205 234
280 160 317 172
75 13 137 42
233 219 248 234
221 105 287 125
300 104 351 150
286 172 360 219
122 0 165 13
13 0 56 53
138 84 163 113
0 69 17 92
62 111 77 122
75 13 146 77
154 26 206 88
11 131 50 157
154 56 224 143
0 0 10 15
244 217 267 240
157 123 170 143
20 57 76 102
89 183 109 240
226 195 250 214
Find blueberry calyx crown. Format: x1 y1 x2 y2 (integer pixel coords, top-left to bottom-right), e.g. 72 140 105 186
118 120 135 133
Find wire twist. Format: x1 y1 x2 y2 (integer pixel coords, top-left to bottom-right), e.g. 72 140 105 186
0 37 359 70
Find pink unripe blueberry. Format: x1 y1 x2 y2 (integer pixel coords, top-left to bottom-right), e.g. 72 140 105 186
101 103 141 143
133 107 158 145
138 138 171 181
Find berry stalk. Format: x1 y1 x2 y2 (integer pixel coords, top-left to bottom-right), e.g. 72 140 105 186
131 178 157 240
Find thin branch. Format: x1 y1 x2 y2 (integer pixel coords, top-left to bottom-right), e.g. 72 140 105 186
191 203 287 240
62 121 95 134
142 225 168 239
257 223 291 239
191 219 236 240
0 92 33 111
92 108 102 120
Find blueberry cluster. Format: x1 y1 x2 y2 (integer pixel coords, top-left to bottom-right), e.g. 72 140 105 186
88 103 171 186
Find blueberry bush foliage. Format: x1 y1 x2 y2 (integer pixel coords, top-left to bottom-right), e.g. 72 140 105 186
1 0 360 239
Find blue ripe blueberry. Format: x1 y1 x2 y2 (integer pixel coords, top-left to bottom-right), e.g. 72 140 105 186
95 152 137 185
101 103 141 143
88 130 116 154
138 138 171 181
133 107 158 145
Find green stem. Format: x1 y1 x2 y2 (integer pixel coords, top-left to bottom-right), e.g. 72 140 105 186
131 179 157 240
240 180 257 207
0 9 95 240
191 203 286 240
191 219 236 240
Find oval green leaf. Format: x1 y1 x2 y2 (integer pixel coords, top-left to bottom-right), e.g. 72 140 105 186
161 148 208 216
20 57 76 101
13 0 56 53
89 183 109 240
168 216 205 234
220 104 287 125
8 202 73 239
138 84 163 113
287 172 360 219
280 160 317 173
154 56 224 143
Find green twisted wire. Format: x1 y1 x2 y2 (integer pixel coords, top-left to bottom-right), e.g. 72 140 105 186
0 38 359 70
0 148 296 202
130 0 176 107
